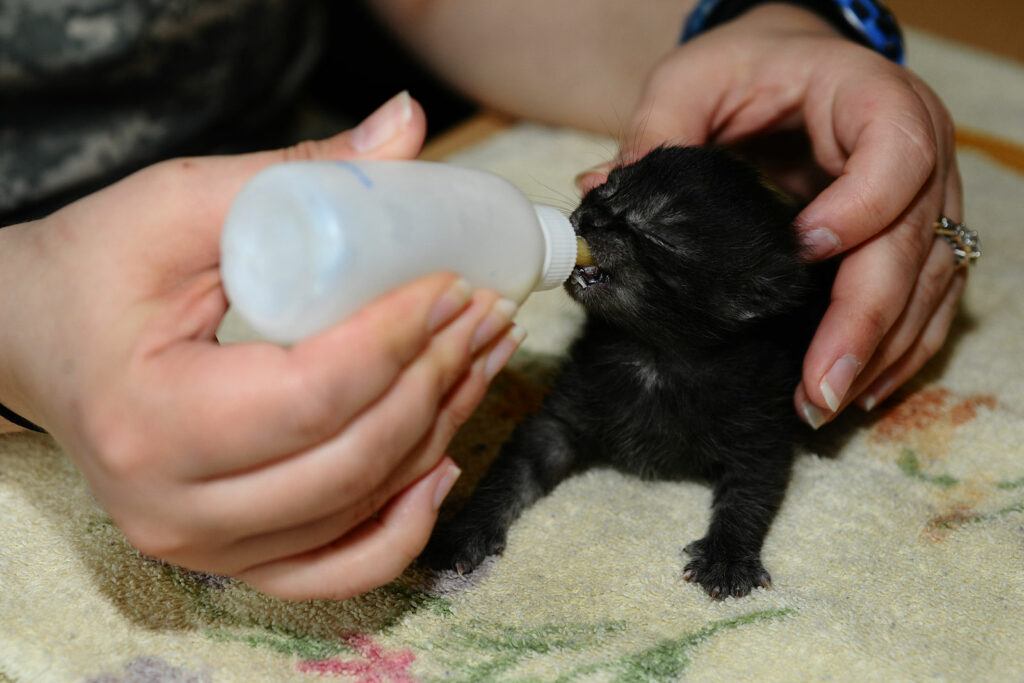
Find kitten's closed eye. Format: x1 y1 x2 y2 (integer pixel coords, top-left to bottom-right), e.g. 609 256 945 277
634 229 679 255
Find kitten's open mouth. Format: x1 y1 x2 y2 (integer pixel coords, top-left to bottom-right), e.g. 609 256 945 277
572 265 608 289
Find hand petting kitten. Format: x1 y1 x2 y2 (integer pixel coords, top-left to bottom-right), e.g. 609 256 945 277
578 3 964 428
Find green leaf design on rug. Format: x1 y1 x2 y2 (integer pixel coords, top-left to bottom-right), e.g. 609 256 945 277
427 620 628 682
201 582 453 660
927 499 1024 535
207 626 359 660
379 583 454 618
557 608 795 683
996 476 1024 490
897 449 958 488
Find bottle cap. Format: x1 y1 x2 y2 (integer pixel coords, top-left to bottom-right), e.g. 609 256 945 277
533 204 577 290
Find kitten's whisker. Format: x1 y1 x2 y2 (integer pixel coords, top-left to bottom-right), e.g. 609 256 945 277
528 178 579 211
623 98 660 163
526 195 574 212
597 108 626 154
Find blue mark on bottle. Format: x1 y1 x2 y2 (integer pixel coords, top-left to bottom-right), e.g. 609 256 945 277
336 161 374 189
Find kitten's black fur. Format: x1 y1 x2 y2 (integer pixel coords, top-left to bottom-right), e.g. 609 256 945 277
422 146 833 599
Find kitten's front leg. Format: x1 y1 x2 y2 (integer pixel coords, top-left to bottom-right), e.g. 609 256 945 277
421 413 579 574
683 460 791 599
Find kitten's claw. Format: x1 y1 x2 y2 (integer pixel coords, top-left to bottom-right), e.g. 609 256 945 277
420 520 507 575
681 538 772 600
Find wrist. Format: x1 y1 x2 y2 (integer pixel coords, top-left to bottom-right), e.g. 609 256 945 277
0 223 43 428
685 1 903 62
727 3 843 39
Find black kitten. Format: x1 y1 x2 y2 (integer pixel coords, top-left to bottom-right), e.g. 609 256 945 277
422 146 832 599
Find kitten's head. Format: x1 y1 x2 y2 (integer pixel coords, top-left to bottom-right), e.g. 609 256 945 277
567 146 808 343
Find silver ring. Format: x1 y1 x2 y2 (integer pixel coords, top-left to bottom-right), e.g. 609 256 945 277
935 216 981 267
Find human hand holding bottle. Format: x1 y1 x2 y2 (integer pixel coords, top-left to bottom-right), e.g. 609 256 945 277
0 92 525 600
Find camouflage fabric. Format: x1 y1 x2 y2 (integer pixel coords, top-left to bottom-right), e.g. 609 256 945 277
0 0 322 222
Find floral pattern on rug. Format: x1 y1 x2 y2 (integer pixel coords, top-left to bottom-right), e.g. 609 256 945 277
208 607 794 682
86 656 211 683
870 386 997 452
869 386 1022 542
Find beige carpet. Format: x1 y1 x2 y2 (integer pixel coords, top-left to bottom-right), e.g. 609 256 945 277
2 29 1023 682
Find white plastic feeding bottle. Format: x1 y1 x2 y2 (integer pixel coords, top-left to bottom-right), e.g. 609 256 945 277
220 160 578 343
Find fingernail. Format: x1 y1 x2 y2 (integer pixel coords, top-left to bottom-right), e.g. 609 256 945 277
428 278 473 333
432 461 462 511
801 227 842 260
351 91 413 153
801 401 827 430
484 324 527 380
859 377 894 412
471 298 519 353
819 354 861 412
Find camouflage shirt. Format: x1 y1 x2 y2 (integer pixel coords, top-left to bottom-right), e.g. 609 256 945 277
0 0 322 222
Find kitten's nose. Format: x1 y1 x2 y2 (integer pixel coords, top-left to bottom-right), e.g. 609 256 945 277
569 207 586 232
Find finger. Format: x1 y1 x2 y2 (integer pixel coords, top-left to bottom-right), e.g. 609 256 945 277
799 180 942 416
197 327 524 574
191 292 510 536
575 163 613 195
910 76 962 222
619 53 717 162
943 157 964 224
797 78 937 259
362 324 525 514
849 146 964 412
362 323 526 515
157 273 473 476
857 270 967 411
825 82 961 409
841 237 958 406
236 457 461 602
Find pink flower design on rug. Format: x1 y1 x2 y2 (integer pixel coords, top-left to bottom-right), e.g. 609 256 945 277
297 633 415 681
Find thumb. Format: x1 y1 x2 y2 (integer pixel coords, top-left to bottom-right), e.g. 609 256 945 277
247 89 428 169
579 54 717 196
618 49 716 164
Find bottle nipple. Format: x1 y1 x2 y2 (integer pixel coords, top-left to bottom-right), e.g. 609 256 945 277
576 238 594 266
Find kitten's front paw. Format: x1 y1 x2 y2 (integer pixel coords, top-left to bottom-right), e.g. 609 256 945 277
420 520 507 575
682 539 772 600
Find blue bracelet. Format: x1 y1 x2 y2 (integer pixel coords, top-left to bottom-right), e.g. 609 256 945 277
682 0 905 65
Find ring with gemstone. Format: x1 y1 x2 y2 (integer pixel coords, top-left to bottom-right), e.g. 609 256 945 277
935 216 981 267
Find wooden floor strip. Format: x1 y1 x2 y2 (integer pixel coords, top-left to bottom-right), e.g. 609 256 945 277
419 111 514 161
956 127 1024 174
422 115 1024 177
